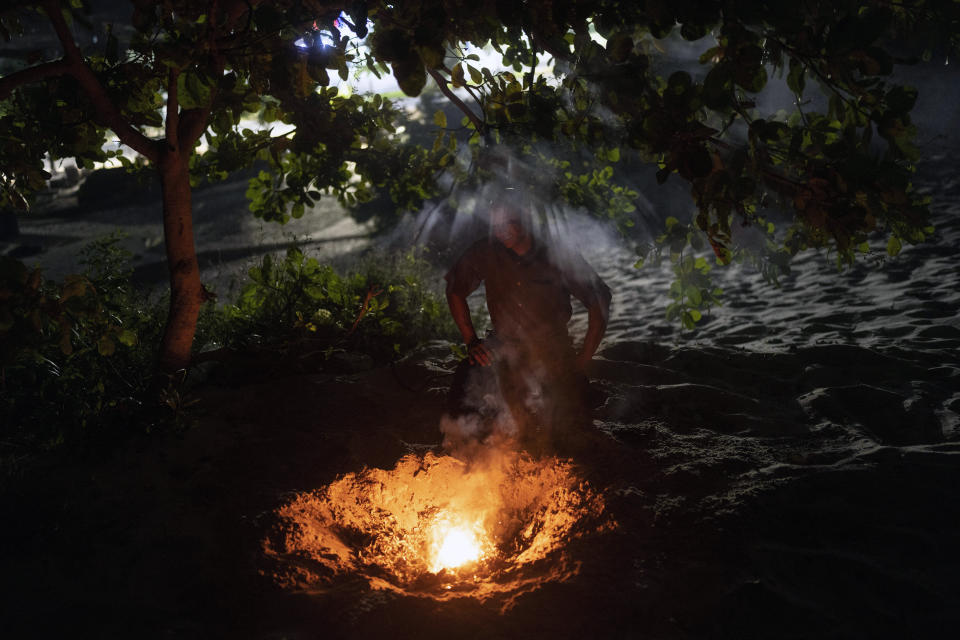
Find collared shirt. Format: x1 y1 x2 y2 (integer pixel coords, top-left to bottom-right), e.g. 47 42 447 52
445 238 610 345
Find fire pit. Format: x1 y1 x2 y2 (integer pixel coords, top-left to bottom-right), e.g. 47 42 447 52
264 450 610 601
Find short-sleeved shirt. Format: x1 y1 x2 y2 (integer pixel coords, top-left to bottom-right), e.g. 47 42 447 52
445 238 610 345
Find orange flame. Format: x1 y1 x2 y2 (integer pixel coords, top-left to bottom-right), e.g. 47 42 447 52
428 516 487 572
265 450 610 601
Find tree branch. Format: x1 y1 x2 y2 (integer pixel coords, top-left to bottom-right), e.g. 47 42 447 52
41 0 159 163
178 108 210 147
426 67 484 134
166 68 180 151
530 32 572 65
177 53 225 148
348 285 383 335
0 59 70 100
176 0 229 149
221 0 265 30
526 33 537 89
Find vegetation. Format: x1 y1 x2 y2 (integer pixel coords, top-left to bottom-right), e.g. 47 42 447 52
215 245 458 363
388 0 957 325
1 235 455 460
0 236 161 454
0 0 448 372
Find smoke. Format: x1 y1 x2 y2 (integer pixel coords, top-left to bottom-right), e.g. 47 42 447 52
439 338 526 457
439 333 594 463
381 145 620 461
384 142 650 266
374 144 635 461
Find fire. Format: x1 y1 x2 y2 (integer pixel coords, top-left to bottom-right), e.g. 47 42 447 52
264 450 610 600
429 517 486 572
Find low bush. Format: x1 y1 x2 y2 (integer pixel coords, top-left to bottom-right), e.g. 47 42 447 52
0 234 163 455
1 237 457 461
207 245 459 364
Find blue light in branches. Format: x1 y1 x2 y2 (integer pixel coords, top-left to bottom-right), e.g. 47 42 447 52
295 11 370 50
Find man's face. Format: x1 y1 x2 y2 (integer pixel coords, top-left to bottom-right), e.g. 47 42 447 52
491 207 524 249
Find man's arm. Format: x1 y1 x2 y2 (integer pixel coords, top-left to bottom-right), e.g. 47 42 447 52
446 287 492 366
575 282 612 372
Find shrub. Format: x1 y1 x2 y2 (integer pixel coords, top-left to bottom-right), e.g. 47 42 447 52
212 246 458 364
0 234 163 453
0 237 458 463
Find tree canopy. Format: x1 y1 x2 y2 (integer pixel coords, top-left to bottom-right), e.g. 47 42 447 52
2 0 958 363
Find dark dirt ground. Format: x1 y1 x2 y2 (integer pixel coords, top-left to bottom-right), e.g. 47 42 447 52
2 335 958 640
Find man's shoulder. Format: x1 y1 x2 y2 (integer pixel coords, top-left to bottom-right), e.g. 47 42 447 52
455 238 497 264
446 238 495 286
465 237 495 253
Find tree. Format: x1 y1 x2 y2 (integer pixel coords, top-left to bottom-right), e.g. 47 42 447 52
0 0 430 372
2 0 958 372
359 0 960 327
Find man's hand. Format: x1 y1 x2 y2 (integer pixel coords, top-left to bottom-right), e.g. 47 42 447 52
468 338 493 366
575 289 610 376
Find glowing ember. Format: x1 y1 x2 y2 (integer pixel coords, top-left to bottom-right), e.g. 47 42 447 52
429 518 485 572
264 450 611 600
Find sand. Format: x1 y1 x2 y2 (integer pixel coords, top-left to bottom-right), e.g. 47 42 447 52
7 166 373 294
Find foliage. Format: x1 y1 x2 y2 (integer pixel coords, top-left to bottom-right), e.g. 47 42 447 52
0 238 139 370
2 0 959 342
635 216 724 329
359 0 957 327
0 236 159 451
217 245 458 363
0 0 453 371
0 234 457 458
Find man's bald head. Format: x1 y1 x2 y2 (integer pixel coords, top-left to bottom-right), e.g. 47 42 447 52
490 200 532 254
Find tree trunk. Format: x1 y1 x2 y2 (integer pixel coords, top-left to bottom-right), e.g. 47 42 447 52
157 149 204 373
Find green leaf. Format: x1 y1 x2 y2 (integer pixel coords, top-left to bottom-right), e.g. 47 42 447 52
451 63 465 87
737 65 768 93
467 64 483 85
433 110 446 128
787 58 806 95
117 329 137 346
178 71 212 110
607 33 634 63
98 335 116 356
886 235 902 256
417 44 445 69
702 63 733 110
886 85 918 115
392 58 427 96
667 71 692 93
699 46 722 64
